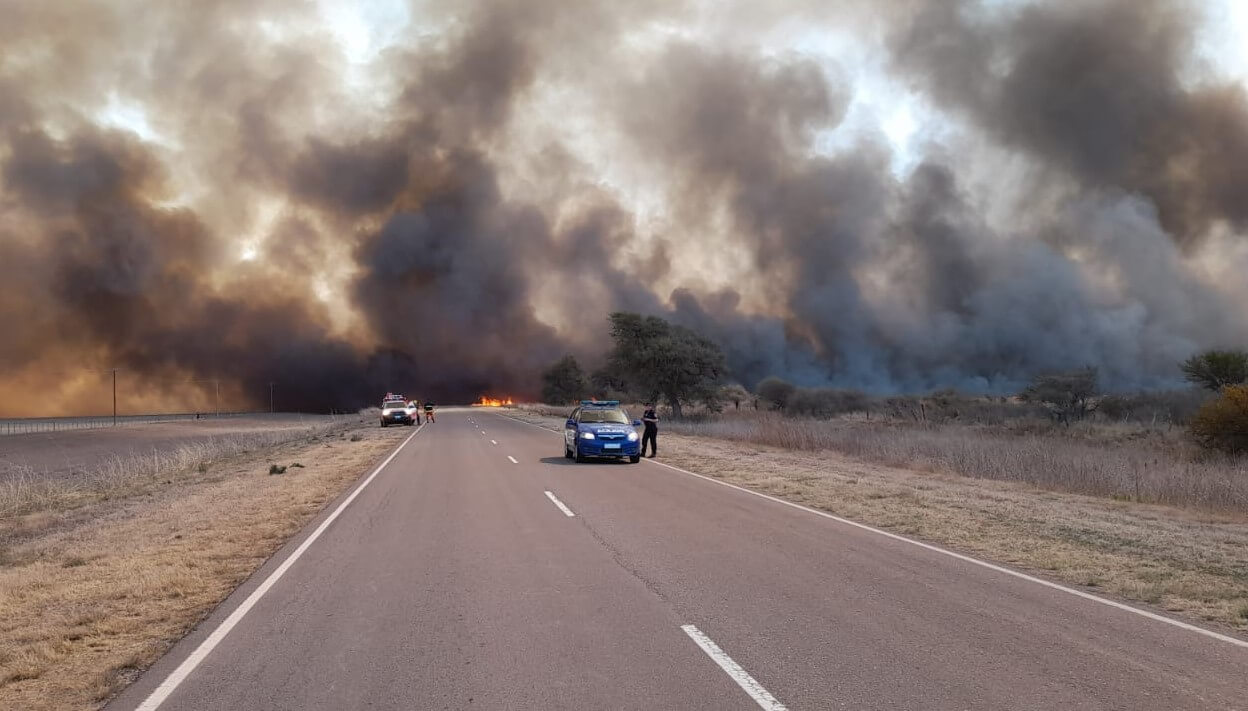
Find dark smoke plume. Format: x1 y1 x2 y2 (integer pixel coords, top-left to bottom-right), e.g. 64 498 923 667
1 0 1246 415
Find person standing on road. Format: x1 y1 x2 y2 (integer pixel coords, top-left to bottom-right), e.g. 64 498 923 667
425 401 436 423
641 402 659 458
412 400 422 425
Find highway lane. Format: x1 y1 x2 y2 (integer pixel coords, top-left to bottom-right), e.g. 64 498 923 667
110 411 749 710
111 409 1248 710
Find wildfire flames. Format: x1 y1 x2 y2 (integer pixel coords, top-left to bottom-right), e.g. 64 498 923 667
476 396 514 407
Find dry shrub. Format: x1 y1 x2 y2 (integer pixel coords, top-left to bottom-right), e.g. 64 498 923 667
1190 385 1248 455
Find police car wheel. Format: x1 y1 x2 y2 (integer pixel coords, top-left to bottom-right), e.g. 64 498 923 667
564 445 573 459
629 455 641 463
574 447 586 463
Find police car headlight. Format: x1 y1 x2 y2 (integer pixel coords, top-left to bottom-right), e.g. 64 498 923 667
580 431 595 440
627 432 638 441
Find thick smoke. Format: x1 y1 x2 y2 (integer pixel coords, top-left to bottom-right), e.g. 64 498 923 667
889 0 1248 246
1 0 1246 415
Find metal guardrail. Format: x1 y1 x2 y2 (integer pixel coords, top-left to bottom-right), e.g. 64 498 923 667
0 411 340 436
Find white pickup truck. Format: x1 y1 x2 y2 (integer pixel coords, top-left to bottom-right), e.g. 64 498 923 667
379 397 415 427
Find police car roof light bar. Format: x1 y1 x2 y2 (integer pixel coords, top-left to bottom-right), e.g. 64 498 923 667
580 400 620 407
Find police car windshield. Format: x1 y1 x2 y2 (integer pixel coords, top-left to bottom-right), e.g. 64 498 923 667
382 401 406 409
580 409 629 424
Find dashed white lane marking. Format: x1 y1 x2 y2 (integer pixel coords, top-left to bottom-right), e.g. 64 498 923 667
544 490 575 517
491 439 498 445
135 426 423 711
681 625 787 710
507 455 518 464
500 412 1248 651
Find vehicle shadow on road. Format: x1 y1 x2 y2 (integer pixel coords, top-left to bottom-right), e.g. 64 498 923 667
538 456 630 466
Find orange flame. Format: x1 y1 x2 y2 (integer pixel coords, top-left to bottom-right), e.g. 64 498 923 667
475 396 513 407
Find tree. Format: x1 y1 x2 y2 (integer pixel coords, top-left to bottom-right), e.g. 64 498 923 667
720 383 751 411
602 312 726 418
540 355 588 404
756 376 795 410
588 367 627 400
1180 349 1248 392
1019 367 1099 425
1189 385 1248 454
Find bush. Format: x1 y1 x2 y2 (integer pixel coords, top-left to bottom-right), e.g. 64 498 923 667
756 377 796 410
1020 367 1099 425
720 383 752 410
1189 385 1248 454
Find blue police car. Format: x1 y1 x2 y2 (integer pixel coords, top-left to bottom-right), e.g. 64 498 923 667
564 401 642 463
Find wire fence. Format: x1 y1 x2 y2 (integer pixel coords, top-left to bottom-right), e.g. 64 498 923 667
0 411 342 437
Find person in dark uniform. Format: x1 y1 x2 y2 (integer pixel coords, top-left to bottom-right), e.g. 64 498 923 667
641 402 659 458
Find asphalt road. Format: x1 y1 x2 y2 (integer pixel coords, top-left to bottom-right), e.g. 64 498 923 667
110 410 1248 710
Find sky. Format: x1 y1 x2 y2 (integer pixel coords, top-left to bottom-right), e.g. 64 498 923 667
2 0 1248 415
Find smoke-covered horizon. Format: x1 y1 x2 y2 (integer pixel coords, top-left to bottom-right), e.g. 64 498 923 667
2 0 1247 416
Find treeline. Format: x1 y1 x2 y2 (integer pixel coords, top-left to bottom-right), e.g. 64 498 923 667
542 314 1248 454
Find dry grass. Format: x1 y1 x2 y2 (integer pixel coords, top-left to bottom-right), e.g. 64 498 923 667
664 413 1248 512
510 409 1248 633
0 423 352 520
0 423 406 711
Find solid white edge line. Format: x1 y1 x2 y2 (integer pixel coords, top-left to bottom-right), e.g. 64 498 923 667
507 455 518 464
499 413 1248 651
681 625 787 711
134 426 424 711
544 490 576 517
